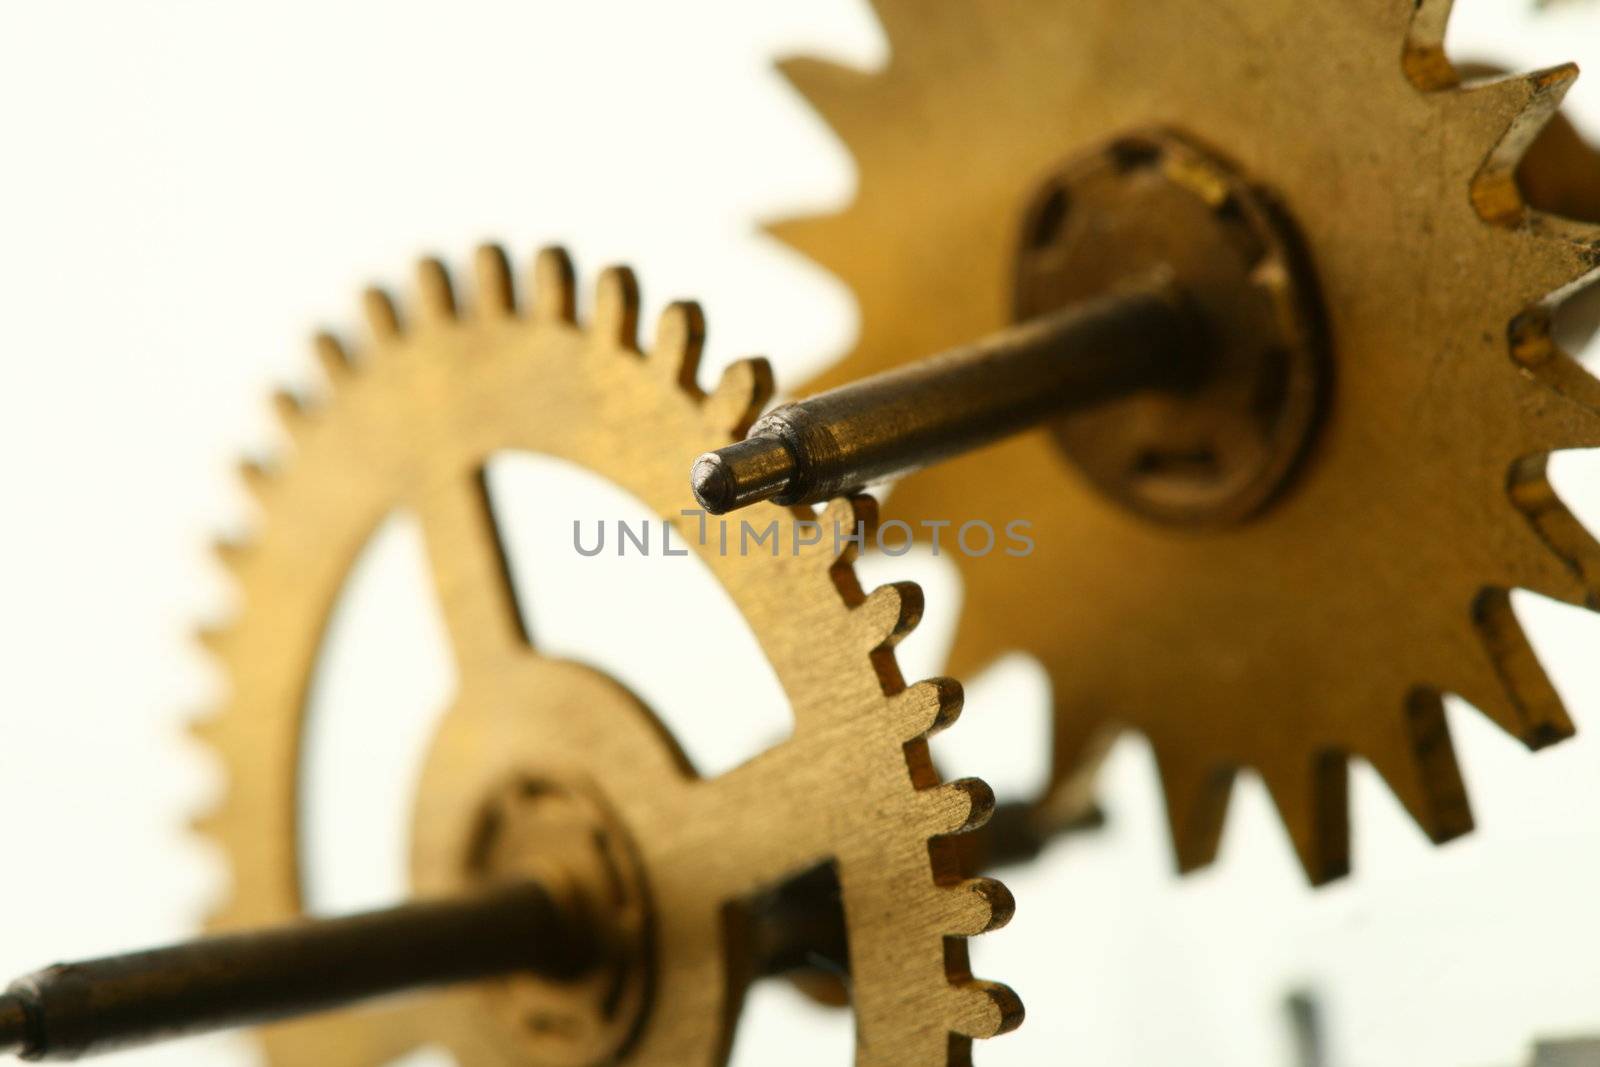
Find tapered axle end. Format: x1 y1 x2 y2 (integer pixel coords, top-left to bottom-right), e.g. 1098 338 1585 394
690 437 797 514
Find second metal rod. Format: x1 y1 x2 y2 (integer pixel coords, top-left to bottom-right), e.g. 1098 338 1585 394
690 281 1200 514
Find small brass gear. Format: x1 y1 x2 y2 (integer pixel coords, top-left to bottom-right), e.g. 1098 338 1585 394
772 0 1600 883
191 246 1020 1065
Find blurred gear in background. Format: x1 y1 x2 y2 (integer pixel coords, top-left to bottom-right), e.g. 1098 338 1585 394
773 0 1600 884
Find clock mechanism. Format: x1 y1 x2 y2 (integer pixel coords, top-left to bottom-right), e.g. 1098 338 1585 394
4 1 1600 1064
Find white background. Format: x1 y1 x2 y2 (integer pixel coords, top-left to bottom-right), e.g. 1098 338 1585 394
3 2 1600 1064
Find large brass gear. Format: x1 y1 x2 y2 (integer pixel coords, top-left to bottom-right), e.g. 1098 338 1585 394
191 246 1020 1065
771 0 1600 883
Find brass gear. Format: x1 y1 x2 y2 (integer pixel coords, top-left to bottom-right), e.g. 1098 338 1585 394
771 0 1600 883
191 246 1020 1064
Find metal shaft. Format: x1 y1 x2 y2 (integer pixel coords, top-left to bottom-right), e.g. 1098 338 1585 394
0 882 589 1060
689 281 1200 513
0 813 1055 1060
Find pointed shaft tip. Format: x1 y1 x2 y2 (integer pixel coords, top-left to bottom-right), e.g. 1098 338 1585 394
690 438 798 514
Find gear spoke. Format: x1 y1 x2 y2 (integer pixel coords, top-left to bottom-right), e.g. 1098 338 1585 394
414 465 531 671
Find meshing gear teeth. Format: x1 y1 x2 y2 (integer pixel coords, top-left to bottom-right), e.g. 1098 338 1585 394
772 0 1600 884
191 245 1020 1066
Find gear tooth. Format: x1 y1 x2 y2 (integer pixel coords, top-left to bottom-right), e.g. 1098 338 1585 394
591 266 641 352
1507 454 1600 607
776 55 875 142
703 357 775 437
189 799 226 839
649 300 705 391
1507 307 1600 452
1402 0 1457 90
763 211 855 281
1458 65 1579 225
272 389 309 434
921 777 995 836
894 677 964 739
237 456 274 497
1468 587 1576 747
313 331 354 382
362 286 402 341
194 622 231 655
186 711 223 748
1369 691 1475 844
857 580 924 646
934 876 1014 937
211 534 252 571
532 246 577 324
473 243 516 318
949 978 1025 1040
414 256 458 322
1260 756 1351 886
1529 228 1600 312
820 495 878 564
1152 746 1233 875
